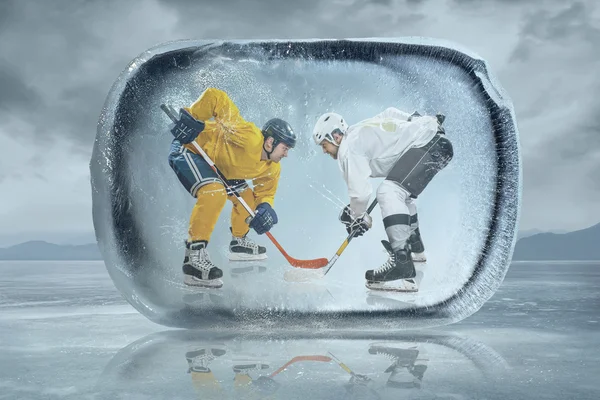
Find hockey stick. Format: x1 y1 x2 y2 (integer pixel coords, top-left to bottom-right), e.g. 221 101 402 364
321 198 379 276
328 351 372 383
283 198 379 282
160 104 328 269
267 354 332 378
252 354 332 394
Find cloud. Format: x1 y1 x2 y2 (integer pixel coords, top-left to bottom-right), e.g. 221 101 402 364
0 0 599 236
0 64 43 111
0 0 179 153
0 0 426 154
494 1 600 230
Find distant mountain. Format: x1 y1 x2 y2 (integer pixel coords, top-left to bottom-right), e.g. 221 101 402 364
0 241 102 261
1 223 597 261
517 229 545 240
512 222 600 261
516 228 569 240
0 232 97 248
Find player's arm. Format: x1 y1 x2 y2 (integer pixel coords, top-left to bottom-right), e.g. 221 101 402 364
341 150 372 216
169 87 239 144
248 164 281 235
337 149 373 237
186 87 251 147
186 87 242 123
252 163 281 208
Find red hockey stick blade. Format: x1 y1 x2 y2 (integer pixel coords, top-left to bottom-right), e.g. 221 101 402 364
266 232 328 269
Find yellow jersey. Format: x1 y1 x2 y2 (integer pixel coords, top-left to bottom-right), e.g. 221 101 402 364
183 87 280 207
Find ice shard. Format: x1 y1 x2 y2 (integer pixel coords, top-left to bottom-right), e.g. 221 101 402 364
90 38 521 330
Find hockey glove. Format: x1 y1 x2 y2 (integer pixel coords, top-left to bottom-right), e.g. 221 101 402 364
249 202 278 235
339 205 372 237
436 113 446 134
170 108 205 144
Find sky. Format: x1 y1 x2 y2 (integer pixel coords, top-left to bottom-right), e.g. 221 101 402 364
0 0 599 246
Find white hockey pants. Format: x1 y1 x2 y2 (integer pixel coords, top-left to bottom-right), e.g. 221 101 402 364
376 180 419 252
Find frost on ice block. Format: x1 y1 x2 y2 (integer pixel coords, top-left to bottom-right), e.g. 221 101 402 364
90 38 521 330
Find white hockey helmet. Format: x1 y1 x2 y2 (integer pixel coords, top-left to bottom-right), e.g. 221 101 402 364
312 112 348 146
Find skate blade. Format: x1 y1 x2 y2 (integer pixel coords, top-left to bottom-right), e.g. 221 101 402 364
232 362 270 373
186 344 228 357
366 280 419 293
184 275 224 289
411 253 427 263
228 252 268 261
411 252 427 263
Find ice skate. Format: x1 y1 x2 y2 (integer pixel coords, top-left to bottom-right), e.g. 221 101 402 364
366 283 421 308
367 279 419 293
228 229 267 261
365 240 419 293
233 362 271 390
186 345 227 374
186 345 227 394
408 228 427 263
233 361 270 375
183 241 224 288
369 342 428 389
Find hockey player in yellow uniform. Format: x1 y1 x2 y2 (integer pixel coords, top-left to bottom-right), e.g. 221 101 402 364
167 87 297 289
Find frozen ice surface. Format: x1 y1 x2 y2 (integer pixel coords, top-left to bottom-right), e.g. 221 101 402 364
2 261 599 400
96 329 510 400
90 38 521 329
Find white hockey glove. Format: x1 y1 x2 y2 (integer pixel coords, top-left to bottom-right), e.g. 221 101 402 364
339 205 372 237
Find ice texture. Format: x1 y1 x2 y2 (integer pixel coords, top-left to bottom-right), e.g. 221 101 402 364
95 329 509 399
90 38 521 330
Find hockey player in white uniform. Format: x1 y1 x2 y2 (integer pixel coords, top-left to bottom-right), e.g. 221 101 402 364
312 107 453 292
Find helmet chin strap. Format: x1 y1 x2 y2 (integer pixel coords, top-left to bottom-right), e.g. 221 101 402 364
263 139 277 159
326 132 341 147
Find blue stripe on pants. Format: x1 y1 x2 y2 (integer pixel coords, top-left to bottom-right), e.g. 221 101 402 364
168 139 222 197
168 139 249 197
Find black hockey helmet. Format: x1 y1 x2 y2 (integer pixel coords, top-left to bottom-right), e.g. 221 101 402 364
262 118 297 149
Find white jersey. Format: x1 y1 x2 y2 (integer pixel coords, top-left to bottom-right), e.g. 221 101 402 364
337 107 440 215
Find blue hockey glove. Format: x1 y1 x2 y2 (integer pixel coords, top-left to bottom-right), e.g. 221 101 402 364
170 108 205 144
249 203 278 235
339 205 372 237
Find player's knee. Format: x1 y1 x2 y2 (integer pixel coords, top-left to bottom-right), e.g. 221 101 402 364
377 180 409 202
239 188 255 208
196 182 227 203
376 180 394 199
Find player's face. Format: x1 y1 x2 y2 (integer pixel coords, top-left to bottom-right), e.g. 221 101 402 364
270 143 290 162
321 140 339 159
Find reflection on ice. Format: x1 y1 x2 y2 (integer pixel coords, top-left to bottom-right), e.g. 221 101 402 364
94 329 509 400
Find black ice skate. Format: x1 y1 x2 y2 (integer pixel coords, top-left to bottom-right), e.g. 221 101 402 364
408 228 427 263
232 362 270 375
183 241 224 288
365 240 418 293
228 229 267 261
186 345 227 374
232 361 272 391
369 342 428 389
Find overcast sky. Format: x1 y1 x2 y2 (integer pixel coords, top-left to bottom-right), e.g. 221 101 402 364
0 0 599 245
